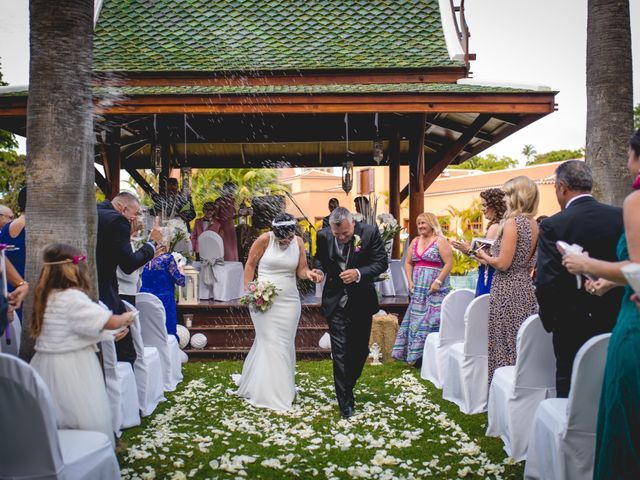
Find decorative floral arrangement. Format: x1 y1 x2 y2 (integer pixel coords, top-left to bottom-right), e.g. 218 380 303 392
240 280 279 312
166 218 189 253
377 213 402 243
353 234 362 253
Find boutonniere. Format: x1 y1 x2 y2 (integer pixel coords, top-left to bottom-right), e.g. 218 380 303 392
353 234 362 253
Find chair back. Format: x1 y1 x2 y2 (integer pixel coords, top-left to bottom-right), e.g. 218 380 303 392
439 289 475 346
122 300 146 363
514 314 556 388
198 231 224 261
462 294 490 356
400 236 411 265
566 333 610 433
136 292 169 348
0 353 63 477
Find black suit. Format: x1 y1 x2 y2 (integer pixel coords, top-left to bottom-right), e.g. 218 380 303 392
535 196 623 397
97 200 155 363
314 222 388 411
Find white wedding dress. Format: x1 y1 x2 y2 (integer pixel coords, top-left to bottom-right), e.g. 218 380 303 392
235 232 301 411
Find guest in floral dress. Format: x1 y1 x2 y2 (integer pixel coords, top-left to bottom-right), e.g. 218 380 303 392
140 253 185 339
393 212 453 366
476 176 540 386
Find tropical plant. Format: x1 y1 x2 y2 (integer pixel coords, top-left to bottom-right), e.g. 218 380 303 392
22 0 95 360
526 148 585 166
634 103 640 130
586 0 634 206
449 154 517 172
450 250 478 276
445 200 483 238
0 66 25 212
521 144 537 163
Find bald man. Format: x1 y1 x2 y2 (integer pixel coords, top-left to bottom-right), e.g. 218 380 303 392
0 205 14 229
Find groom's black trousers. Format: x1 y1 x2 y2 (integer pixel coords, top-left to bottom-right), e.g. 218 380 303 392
327 301 373 410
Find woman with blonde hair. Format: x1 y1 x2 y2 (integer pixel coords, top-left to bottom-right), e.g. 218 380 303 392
393 212 453 367
476 176 539 385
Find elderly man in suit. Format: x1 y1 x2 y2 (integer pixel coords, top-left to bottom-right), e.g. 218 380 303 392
535 160 623 397
97 191 164 364
313 207 388 418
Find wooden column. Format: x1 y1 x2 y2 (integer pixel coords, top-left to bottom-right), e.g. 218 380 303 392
388 125 401 259
105 127 121 199
408 113 426 239
159 141 171 196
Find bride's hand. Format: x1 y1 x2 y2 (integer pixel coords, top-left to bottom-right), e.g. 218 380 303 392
308 269 324 283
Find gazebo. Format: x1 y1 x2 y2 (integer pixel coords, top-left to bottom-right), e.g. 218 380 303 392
0 0 556 356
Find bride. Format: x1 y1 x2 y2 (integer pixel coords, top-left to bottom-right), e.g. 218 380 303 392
235 213 322 411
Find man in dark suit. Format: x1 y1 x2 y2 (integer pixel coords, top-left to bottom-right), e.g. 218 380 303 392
321 198 340 230
313 207 388 418
97 192 163 364
536 160 623 397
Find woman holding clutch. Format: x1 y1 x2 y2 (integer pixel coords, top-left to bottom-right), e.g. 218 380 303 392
562 129 640 479
451 188 507 296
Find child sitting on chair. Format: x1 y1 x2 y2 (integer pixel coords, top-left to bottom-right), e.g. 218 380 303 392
30 243 135 447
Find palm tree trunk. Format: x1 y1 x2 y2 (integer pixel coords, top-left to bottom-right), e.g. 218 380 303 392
20 0 95 360
586 0 634 206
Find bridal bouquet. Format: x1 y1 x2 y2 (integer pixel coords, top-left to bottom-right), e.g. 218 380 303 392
240 280 279 312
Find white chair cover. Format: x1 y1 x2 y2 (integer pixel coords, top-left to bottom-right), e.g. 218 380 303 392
136 292 183 391
101 338 140 437
487 314 556 461
524 333 611 480
442 294 490 414
376 267 396 296
0 353 121 479
389 259 409 296
122 300 165 417
1 311 21 356
421 289 475 388
197 231 244 301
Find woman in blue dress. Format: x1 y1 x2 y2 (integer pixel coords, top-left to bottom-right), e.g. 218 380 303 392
563 129 640 479
0 187 27 320
451 188 507 295
393 212 453 366
140 253 185 339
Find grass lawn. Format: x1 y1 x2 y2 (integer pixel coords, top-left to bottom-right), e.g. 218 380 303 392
118 360 524 479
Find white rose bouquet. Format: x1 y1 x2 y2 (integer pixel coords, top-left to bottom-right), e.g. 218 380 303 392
240 280 279 312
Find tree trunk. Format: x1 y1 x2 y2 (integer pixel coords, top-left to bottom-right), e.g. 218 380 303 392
20 0 95 360
586 0 634 206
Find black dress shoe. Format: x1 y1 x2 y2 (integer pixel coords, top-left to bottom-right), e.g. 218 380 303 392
340 405 354 419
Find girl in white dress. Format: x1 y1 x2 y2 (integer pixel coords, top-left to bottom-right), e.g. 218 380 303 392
236 213 323 411
30 243 135 446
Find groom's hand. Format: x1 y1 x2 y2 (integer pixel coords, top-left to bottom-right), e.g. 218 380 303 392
339 269 359 284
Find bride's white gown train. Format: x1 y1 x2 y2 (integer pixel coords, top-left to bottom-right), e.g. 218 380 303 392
236 232 301 411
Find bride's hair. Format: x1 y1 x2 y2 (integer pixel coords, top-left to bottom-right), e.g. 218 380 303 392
271 212 298 239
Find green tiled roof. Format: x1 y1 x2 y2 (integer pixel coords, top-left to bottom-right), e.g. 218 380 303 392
93 0 463 72
0 83 539 98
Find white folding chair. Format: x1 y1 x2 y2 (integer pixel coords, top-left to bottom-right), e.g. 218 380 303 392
0 353 121 479
1 311 21 356
442 294 490 414
197 231 244 301
487 314 556 461
524 333 611 480
122 300 165 417
421 289 475 388
101 337 140 437
136 292 183 391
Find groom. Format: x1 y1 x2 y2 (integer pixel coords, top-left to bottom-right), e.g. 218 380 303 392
313 207 388 418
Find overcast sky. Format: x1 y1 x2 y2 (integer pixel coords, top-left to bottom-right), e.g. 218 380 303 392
0 0 639 162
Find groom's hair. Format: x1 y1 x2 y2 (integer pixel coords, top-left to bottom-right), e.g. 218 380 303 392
329 207 352 225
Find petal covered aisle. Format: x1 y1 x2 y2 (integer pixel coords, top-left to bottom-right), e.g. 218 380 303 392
118 361 523 479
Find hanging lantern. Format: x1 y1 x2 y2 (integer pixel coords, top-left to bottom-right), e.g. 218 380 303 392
151 144 162 175
373 113 384 165
341 160 353 194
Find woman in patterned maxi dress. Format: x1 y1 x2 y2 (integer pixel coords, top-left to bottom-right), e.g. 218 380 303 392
393 213 453 365
476 176 539 386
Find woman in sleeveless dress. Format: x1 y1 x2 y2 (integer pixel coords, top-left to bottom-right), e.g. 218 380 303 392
562 130 640 479
476 176 539 386
393 212 453 365
236 213 322 411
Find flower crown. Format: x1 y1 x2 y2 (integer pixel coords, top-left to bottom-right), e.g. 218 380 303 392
43 255 87 266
